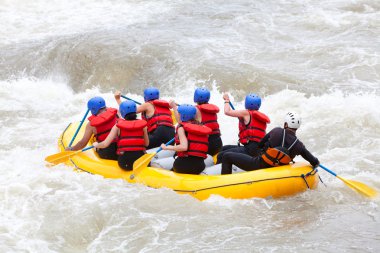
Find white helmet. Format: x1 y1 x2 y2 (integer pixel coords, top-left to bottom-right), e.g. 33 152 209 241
285 112 301 129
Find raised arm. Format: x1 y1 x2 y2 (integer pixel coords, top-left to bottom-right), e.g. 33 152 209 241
169 100 181 123
223 93 248 118
114 91 122 105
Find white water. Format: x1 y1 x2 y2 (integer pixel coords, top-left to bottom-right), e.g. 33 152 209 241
1 0 379 252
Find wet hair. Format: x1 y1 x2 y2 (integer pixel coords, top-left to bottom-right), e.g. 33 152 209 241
124 113 137 120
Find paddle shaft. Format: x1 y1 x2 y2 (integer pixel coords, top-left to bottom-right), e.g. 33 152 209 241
229 101 235 110
130 138 175 180
121 95 142 105
82 145 94 152
319 164 337 177
68 109 90 147
319 164 377 198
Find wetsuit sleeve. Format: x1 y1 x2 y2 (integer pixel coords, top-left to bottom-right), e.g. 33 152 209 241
299 144 319 167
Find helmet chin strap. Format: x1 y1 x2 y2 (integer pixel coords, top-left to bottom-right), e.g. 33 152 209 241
284 123 297 133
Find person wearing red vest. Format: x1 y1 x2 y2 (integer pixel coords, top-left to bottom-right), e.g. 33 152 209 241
170 88 223 156
161 104 212 174
114 88 174 149
221 112 319 174
93 100 149 170
216 93 270 164
66 97 118 160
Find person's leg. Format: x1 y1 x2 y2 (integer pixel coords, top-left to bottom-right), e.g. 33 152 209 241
216 145 247 164
244 142 260 157
221 152 262 174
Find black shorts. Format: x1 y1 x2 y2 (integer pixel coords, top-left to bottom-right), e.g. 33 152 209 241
173 156 205 175
96 142 118 160
117 150 146 171
147 125 175 149
207 134 223 156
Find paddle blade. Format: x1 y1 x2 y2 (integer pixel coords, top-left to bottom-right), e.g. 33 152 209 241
130 153 155 179
212 153 218 165
337 176 378 198
45 150 80 165
171 110 177 125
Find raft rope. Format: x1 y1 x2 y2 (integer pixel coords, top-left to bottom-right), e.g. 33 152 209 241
318 174 326 187
60 125 319 194
175 167 318 194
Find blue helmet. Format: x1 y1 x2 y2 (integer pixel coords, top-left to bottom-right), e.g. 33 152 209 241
144 87 159 102
194 88 210 104
245 93 261 110
87 97 106 115
178 104 197 122
119 100 137 118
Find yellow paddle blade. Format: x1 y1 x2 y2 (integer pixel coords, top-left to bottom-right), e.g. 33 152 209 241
130 153 156 179
171 110 177 125
337 176 378 198
212 153 218 165
45 150 81 165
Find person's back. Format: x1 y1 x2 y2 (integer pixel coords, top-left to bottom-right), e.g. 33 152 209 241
161 104 212 174
140 87 175 149
216 93 270 164
260 113 319 167
194 87 223 156
67 96 118 160
93 100 149 170
221 112 319 174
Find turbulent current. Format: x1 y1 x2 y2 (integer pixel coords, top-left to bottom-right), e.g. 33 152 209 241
0 0 379 252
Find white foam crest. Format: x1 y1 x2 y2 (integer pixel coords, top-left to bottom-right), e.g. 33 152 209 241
0 0 172 45
0 78 379 252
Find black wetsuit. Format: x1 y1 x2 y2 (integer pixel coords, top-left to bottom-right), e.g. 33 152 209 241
216 141 260 164
221 127 319 174
147 125 175 149
96 142 118 160
208 134 223 156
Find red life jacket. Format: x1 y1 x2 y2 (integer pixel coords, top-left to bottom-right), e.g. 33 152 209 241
88 108 118 142
238 110 270 144
197 103 220 135
116 119 147 153
142 100 174 133
175 122 212 159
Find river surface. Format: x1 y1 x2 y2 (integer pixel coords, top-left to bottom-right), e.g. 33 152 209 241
0 0 379 252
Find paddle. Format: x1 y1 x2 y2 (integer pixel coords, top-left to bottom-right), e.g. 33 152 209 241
45 146 94 166
68 109 90 147
211 101 235 164
228 101 235 110
319 164 377 198
130 138 175 179
120 95 142 105
121 94 178 125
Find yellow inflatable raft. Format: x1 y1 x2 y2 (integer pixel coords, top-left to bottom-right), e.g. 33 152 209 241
56 122 319 200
